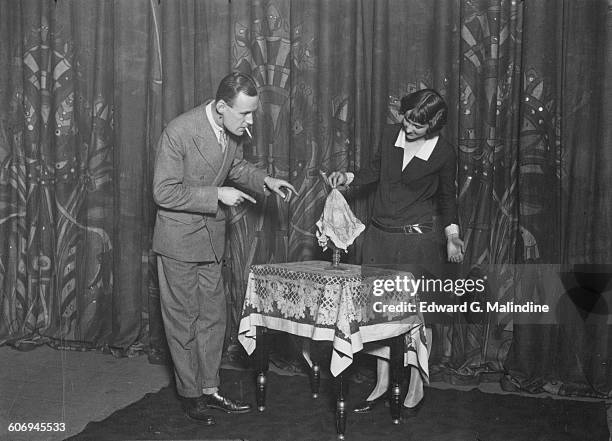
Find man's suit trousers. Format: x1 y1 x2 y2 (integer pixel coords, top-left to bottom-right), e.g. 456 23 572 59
157 255 226 398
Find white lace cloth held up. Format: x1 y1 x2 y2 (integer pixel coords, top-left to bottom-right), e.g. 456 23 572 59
315 188 365 251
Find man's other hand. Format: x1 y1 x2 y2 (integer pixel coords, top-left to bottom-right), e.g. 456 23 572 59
264 176 298 202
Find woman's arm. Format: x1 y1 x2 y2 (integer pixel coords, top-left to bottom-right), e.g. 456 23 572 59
437 143 464 262
329 126 397 188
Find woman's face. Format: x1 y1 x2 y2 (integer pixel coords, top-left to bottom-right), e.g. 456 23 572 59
402 111 429 141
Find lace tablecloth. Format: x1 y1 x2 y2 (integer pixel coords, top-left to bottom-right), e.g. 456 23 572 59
238 260 428 378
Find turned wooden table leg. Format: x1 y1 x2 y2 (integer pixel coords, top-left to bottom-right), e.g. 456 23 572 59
335 373 347 440
255 326 270 411
310 362 321 398
390 334 404 424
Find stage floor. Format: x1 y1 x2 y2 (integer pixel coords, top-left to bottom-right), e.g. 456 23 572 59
1 345 610 441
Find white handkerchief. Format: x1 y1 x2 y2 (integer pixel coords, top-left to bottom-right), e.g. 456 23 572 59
316 189 365 251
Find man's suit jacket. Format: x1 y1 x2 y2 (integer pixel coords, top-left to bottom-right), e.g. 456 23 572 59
152 101 267 262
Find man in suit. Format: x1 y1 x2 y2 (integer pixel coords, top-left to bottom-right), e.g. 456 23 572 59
152 72 297 425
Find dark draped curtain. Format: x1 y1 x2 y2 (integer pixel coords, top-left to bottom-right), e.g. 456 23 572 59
1 0 610 396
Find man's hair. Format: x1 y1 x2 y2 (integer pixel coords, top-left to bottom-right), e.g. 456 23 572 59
215 72 258 106
399 89 448 134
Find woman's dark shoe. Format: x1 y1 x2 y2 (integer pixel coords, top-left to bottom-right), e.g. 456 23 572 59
352 394 388 413
402 399 424 418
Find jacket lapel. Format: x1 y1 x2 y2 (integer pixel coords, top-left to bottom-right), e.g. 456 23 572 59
190 102 226 180
218 135 238 182
187 101 246 187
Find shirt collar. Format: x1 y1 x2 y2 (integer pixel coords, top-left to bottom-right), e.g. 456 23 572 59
394 130 438 162
205 102 224 141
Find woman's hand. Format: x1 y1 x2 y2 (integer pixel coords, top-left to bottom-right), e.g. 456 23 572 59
328 171 347 188
447 236 465 263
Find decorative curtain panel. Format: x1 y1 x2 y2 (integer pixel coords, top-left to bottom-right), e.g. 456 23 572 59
0 0 610 395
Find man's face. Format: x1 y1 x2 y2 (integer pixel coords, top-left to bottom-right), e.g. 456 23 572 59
402 111 429 141
217 92 259 136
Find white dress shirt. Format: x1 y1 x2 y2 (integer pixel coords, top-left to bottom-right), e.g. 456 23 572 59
205 102 227 151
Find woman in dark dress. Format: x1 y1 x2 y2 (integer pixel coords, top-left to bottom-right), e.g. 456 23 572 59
329 88 464 414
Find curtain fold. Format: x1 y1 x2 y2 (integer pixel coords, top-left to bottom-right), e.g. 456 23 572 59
0 0 610 396
561 0 611 264
503 0 612 395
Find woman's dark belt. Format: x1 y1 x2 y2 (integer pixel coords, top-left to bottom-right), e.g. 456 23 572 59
371 218 433 234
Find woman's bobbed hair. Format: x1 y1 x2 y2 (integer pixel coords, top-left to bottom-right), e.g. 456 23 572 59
399 89 448 134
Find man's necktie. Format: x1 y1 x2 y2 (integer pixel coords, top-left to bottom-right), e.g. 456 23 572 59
220 130 228 152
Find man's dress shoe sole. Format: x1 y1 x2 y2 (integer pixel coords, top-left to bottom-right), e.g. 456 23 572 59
185 411 216 425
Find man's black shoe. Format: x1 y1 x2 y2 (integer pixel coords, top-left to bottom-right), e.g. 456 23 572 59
181 396 216 425
204 392 252 414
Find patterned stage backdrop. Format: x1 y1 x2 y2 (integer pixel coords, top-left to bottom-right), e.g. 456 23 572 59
0 8 115 347
0 0 610 394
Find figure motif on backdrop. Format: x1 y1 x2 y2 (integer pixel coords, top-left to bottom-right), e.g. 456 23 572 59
152 72 297 425
226 4 314 369
329 89 464 415
0 17 116 345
